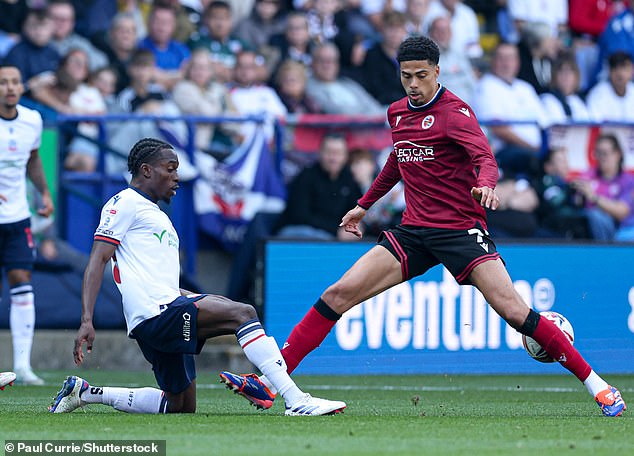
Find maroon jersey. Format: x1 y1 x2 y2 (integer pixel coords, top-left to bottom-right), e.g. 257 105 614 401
358 86 499 230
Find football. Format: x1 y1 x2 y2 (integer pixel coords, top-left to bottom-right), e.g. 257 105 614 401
522 311 575 363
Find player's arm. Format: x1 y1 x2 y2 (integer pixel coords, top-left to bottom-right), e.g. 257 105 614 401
342 153 402 238
26 148 54 217
447 108 500 210
74 241 116 365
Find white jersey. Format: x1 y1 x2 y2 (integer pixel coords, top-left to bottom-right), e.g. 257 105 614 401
0 105 43 224
95 187 181 334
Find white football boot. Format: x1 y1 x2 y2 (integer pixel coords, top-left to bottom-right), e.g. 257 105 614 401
49 376 88 413
0 371 16 390
285 394 346 416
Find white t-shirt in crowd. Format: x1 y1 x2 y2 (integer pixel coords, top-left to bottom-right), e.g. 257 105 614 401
540 92 592 125
586 80 634 123
472 73 549 151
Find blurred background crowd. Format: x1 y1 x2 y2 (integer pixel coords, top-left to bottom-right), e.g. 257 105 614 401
2 0 634 301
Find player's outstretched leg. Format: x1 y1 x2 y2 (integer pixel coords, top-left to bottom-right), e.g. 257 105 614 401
49 376 169 414
520 309 626 417
0 371 16 390
472 259 626 417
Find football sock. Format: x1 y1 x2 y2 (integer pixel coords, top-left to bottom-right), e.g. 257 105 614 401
521 309 592 382
236 319 304 406
10 283 35 371
82 385 168 414
280 298 341 374
583 370 609 397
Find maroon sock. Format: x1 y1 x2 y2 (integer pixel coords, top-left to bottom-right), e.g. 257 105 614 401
531 314 592 382
281 299 340 374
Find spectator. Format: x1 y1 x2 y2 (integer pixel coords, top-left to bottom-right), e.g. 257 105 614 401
303 0 356 69
540 54 591 124
276 132 363 240
273 59 321 114
404 0 432 36
29 49 106 171
517 21 561 94
228 49 287 142
70 0 118 44
360 11 408 106
172 48 241 152
568 0 621 37
114 49 167 114
108 49 197 180
0 0 29 37
486 174 540 239
305 0 343 43
596 3 634 80
116 0 148 41
3 8 61 90
428 14 476 104
88 66 118 112
97 12 138 94
425 0 483 58
349 147 404 236
507 0 568 40
47 0 109 72
138 3 191 90
586 52 634 123
159 0 198 43
188 1 248 84
472 42 549 177
359 0 407 31
233 0 287 51
305 42 384 115
571 134 634 241
268 11 314 68
533 147 589 239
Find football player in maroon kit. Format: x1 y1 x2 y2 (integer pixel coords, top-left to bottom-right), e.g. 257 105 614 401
220 36 626 417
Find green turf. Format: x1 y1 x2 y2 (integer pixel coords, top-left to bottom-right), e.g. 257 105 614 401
0 371 632 455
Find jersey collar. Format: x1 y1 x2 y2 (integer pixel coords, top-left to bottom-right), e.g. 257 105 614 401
129 186 157 203
407 83 445 112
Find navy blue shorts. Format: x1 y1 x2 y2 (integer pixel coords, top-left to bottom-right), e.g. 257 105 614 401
0 218 35 270
131 295 207 394
378 223 501 285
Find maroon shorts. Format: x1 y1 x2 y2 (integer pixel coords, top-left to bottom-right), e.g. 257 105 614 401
377 223 501 284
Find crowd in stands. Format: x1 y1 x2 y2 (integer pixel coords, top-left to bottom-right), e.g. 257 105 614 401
2 0 634 272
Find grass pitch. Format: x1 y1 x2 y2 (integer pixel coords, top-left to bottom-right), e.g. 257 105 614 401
0 371 632 455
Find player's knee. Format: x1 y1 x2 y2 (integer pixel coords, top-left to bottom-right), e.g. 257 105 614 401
234 302 258 324
322 283 353 314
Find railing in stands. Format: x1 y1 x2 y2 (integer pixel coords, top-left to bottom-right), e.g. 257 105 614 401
54 114 634 279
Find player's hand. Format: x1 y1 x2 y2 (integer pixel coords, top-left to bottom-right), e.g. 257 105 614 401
339 205 366 238
73 322 95 366
38 192 54 217
471 186 500 210
0 194 7 203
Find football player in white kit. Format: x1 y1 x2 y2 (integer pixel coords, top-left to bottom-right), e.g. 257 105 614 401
0 65 54 385
50 138 346 415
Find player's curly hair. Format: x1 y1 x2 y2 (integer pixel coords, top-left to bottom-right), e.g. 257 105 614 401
127 138 173 177
396 36 440 65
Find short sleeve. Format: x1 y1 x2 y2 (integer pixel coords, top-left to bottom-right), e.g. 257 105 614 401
94 193 136 245
32 111 43 150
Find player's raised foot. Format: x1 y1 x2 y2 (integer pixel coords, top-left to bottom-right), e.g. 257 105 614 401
595 385 626 417
49 376 89 413
14 367 44 386
219 371 276 410
0 371 16 390
285 394 346 416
